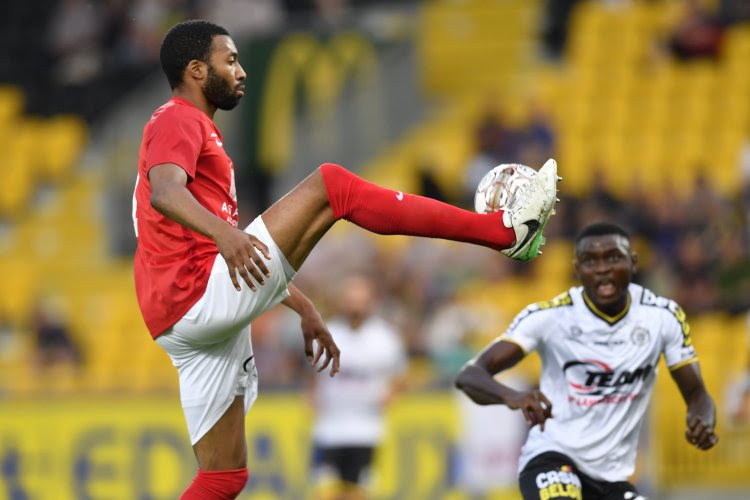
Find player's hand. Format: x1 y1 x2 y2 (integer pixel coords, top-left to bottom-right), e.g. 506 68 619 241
300 307 340 377
506 389 553 431
213 225 272 291
686 401 719 450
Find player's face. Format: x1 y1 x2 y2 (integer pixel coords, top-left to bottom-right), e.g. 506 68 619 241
203 35 246 110
574 234 637 312
340 276 376 322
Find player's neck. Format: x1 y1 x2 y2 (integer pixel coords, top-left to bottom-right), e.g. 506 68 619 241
588 293 629 318
347 314 367 330
172 88 218 119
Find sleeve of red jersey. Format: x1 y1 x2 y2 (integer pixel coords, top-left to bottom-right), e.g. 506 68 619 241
145 107 204 181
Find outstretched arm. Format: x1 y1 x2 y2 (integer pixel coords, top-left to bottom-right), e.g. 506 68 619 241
282 284 340 377
149 163 271 291
670 362 719 450
455 339 553 430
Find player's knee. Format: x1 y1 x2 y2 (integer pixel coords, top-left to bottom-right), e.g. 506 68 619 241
319 162 348 176
319 163 357 188
223 467 249 497
183 468 248 499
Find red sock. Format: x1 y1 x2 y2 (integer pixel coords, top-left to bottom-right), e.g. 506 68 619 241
320 163 516 251
180 468 248 500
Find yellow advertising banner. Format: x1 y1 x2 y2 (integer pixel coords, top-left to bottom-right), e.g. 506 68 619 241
0 394 506 500
2 385 749 499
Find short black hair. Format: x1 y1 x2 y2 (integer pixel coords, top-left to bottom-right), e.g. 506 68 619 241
575 222 630 245
160 20 230 89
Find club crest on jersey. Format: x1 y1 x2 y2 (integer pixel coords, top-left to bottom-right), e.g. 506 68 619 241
563 359 653 405
630 326 650 346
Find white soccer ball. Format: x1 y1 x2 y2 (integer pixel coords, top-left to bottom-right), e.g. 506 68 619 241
474 163 537 214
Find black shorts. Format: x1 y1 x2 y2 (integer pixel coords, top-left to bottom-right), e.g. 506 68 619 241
519 452 645 500
312 445 374 485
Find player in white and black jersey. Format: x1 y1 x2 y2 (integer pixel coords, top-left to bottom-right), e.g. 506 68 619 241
309 273 407 500
455 222 718 500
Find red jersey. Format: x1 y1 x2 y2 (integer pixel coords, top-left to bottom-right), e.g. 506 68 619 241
133 97 239 338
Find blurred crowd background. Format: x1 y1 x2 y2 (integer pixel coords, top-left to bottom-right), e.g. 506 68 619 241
1 0 750 498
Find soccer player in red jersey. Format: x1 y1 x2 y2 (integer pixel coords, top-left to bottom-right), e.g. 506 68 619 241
133 20 559 499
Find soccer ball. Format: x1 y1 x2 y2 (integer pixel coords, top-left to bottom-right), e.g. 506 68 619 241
474 163 537 214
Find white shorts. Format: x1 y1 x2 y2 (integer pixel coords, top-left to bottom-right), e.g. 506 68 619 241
156 215 296 445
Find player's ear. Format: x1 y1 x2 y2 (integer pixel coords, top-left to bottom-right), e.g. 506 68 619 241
185 59 206 82
572 258 581 280
630 251 638 272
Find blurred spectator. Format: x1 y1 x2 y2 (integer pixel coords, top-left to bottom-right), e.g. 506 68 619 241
0 312 18 361
727 315 750 424
539 0 583 61
719 0 750 26
31 298 80 370
27 0 201 120
309 273 407 500
204 0 285 35
417 161 449 203
424 300 480 385
717 232 750 313
576 167 626 225
667 0 724 61
623 179 658 242
48 0 103 85
250 306 307 388
463 108 523 205
518 103 556 170
649 184 685 260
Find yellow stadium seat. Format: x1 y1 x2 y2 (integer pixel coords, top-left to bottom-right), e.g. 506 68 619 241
723 25 750 62
0 155 35 218
39 115 87 181
0 85 24 124
417 0 539 96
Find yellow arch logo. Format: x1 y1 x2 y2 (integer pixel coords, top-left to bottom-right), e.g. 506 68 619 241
259 33 380 172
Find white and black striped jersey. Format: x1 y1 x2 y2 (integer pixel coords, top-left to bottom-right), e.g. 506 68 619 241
500 283 697 482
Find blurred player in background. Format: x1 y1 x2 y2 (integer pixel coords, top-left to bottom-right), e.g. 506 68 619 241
309 273 407 500
728 315 750 424
456 222 718 500
133 20 559 499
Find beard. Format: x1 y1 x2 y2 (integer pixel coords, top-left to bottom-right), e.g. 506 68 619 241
204 66 242 110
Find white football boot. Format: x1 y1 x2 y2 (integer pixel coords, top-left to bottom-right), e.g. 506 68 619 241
501 158 560 261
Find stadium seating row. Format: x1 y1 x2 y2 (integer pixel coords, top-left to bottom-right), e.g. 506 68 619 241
0 85 87 217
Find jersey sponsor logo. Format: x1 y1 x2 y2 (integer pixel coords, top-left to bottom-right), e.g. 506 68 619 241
221 202 239 227
640 289 692 347
535 467 582 499
563 359 653 403
593 338 627 347
396 191 404 201
210 132 223 147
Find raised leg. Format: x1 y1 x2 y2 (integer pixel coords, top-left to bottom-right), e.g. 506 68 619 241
261 164 523 271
